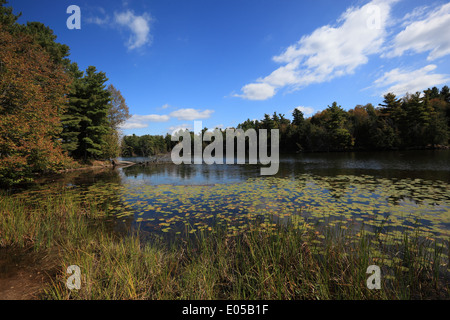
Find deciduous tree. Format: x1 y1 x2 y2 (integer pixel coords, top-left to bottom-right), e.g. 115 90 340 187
0 26 72 186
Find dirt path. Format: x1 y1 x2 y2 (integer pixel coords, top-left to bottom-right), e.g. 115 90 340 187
0 247 58 300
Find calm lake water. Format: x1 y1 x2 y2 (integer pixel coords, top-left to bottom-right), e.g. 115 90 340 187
27 150 450 241
117 150 450 185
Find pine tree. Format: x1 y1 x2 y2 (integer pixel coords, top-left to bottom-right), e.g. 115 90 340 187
60 63 83 155
292 108 304 126
440 86 450 103
62 66 111 161
379 93 403 121
20 22 71 68
0 0 20 30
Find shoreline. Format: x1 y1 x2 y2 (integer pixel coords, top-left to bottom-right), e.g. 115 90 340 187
57 160 113 173
59 146 450 173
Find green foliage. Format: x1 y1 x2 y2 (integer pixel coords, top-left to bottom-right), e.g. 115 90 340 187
0 0 20 29
122 134 169 157
128 87 449 157
292 108 304 126
62 66 112 161
233 87 450 153
0 2 132 186
21 21 71 67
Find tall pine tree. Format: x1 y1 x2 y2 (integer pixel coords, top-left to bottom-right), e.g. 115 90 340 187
62 66 111 161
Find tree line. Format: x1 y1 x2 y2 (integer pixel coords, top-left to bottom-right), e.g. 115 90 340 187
0 1 130 187
122 85 450 157
237 87 450 153
121 134 172 157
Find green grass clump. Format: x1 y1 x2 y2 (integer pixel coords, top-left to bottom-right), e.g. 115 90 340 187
0 190 105 250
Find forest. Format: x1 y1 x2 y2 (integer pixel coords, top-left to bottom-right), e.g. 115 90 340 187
237 88 450 153
0 1 130 187
122 86 450 156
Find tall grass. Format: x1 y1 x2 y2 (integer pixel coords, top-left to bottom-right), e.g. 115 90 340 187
0 190 107 250
0 192 448 300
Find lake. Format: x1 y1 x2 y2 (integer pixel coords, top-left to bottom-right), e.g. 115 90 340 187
117 150 450 184
20 150 450 242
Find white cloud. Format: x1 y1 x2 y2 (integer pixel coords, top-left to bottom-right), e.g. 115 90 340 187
86 8 152 50
211 124 224 130
373 64 450 97
120 122 148 130
86 16 110 25
398 5 430 27
169 108 214 121
234 83 276 101
114 10 152 50
139 114 170 122
388 3 450 60
120 107 214 130
120 114 170 129
261 61 301 87
295 106 315 116
156 103 171 111
85 6 110 25
235 0 395 100
168 124 193 135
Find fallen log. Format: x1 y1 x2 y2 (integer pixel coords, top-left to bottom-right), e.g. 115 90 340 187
111 159 136 168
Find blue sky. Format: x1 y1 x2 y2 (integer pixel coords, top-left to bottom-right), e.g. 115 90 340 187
10 0 450 136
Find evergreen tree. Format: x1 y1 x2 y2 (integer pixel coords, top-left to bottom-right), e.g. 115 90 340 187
62 66 111 161
60 63 84 155
379 93 403 121
261 114 275 130
325 102 353 150
21 22 71 68
238 119 257 131
0 0 20 29
292 108 304 126
402 92 431 146
440 86 450 103
289 108 305 152
424 87 440 100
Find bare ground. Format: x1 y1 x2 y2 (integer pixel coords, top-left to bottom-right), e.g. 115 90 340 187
0 247 58 300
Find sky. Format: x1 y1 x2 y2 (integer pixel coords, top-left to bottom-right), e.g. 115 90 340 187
9 0 450 136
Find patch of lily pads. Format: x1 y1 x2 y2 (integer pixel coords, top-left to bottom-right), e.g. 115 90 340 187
13 174 450 245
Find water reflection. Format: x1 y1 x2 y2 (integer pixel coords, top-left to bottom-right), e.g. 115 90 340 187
17 150 450 241
120 163 261 185
118 150 450 185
